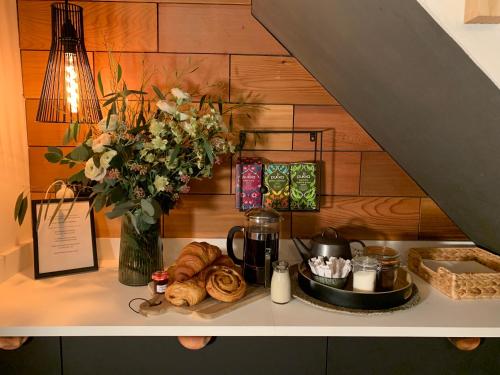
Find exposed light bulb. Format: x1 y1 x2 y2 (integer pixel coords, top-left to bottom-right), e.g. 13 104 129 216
65 53 79 114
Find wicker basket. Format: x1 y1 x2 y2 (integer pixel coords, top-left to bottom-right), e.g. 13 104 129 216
407 247 500 300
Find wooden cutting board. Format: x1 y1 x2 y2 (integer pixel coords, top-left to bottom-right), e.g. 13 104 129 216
139 285 269 319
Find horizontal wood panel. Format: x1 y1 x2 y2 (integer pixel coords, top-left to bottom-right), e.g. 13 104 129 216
360 152 425 197
28 147 80 192
30 1 251 3
94 52 229 100
21 51 94 99
26 99 90 146
189 156 231 194
163 194 292 238
231 105 294 150
18 1 157 51
419 198 468 240
293 105 381 151
292 196 420 240
233 151 361 196
159 4 287 55
231 56 337 105
94 207 122 238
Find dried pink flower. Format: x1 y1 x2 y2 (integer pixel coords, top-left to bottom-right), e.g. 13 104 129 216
179 185 191 193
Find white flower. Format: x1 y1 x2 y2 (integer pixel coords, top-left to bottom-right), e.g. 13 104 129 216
149 119 165 137
171 87 191 104
91 132 112 153
156 100 177 115
100 150 117 169
98 114 119 132
144 153 155 163
154 175 169 192
84 158 106 181
181 121 197 137
177 112 190 121
151 137 167 151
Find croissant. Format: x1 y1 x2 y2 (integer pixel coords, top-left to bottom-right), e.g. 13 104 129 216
165 278 207 307
173 242 222 281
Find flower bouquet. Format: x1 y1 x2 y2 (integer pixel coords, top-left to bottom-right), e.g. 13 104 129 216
17 64 241 285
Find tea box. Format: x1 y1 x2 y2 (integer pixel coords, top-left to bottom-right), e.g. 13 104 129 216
235 158 263 210
263 163 290 209
290 162 317 210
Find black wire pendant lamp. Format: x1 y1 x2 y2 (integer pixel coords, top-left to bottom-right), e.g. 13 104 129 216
36 0 102 124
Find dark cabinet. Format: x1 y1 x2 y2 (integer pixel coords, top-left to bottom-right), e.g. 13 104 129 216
62 337 327 375
1 336 499 375
0 337 61 375
327 337 500 375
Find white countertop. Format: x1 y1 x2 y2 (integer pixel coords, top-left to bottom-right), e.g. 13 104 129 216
0 239 498 337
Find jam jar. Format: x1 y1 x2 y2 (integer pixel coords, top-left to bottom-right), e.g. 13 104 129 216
151 271 169 294
364 246 400 291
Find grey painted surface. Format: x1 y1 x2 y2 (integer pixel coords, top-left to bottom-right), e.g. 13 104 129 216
252 0 500 254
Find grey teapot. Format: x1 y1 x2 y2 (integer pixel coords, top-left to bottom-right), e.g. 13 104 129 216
292 227 365 262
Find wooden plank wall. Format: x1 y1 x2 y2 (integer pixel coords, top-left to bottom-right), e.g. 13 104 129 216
17 0 467 241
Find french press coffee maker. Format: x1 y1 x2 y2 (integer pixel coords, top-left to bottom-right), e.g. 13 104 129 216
227 208 283 286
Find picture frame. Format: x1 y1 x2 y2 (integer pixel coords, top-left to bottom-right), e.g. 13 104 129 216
31 198 98 279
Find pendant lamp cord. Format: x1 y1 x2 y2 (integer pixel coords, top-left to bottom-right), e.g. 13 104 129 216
64 0 69 23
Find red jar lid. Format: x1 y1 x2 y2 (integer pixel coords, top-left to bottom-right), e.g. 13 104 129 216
152 271 168 281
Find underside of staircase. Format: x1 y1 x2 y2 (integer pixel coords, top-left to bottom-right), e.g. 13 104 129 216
252 0 500 254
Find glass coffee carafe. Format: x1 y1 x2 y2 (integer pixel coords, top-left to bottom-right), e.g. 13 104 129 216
227 208 283 286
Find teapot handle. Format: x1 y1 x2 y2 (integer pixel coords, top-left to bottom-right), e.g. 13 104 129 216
322 227 339 239
226 226 244 266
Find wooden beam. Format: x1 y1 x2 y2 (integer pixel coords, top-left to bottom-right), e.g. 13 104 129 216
465 0 500 24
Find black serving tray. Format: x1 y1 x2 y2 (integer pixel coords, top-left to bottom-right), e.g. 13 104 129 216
297 262 414 310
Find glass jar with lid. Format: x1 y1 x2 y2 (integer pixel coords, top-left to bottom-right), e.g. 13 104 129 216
352 255 379 292
364 246 400 291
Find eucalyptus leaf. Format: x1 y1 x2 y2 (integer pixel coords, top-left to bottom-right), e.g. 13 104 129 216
141 199 155 217
127 90 148 95
115 201 137 211
93 194 107 212
14 192 24 221
141 214 156 225
152 85 165 100
151 199 162 219
48 196 66 226
63 193 81 222
63 125 71 145
48 146 63 157
72 122 80 142
170 144 181 163
18 197 28 225
103 95 118 107
203 140 214 164
44 152 62 163
106 205 130 219
109 185 126 203
97 71 104 96
218 96 223 114
70 145 90 161
93 182 107 193
199 94 206 110
117 63 122 83
128 212 140 234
